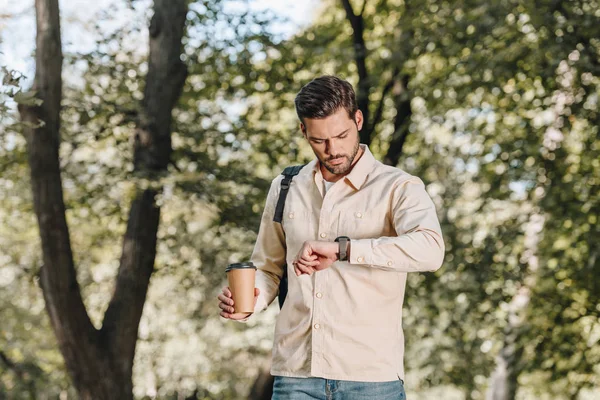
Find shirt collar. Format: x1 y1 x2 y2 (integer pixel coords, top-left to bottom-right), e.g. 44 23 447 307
311 144 375 191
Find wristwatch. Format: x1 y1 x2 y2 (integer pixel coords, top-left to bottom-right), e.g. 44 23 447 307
334 236 351 261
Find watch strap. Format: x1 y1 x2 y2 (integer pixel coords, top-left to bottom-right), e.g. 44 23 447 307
335 236 350 261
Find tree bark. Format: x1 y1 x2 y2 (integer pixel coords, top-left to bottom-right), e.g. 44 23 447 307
18 0 188 398
486 217 545 400
486 215 546 400
18 1 116 397
100 0 188 393
340 0 371 145
0 349 40 398
368 67 399 137
486 292 526 400
383 74 412 166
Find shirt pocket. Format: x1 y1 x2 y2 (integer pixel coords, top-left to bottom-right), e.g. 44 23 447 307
337 209 388 240
281 210 315 252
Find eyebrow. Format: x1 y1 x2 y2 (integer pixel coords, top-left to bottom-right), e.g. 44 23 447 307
308 129 350 141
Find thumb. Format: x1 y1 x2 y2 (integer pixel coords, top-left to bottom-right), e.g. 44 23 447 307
253 288 260 307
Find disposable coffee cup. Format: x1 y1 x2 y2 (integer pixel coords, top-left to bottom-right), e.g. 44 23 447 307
226 262 257 315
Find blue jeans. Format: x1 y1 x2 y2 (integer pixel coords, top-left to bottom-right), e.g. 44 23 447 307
272 376 406 400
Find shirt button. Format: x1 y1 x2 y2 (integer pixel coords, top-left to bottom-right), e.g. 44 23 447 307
320 232 327 238
357 257 364 263
289 212 294 219
316 292 323 298
314 323 320 329
387 261 393 266
356 212 362 218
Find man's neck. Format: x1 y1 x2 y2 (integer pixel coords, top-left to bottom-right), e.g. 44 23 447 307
321 146 365 182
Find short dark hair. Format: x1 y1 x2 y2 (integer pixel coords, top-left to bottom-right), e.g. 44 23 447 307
294 75 358 123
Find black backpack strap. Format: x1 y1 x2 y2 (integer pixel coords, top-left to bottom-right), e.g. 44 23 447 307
278 267 288 309
272 164 305 309
273 165 305 223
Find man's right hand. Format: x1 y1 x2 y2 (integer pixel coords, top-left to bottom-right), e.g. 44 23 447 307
218 286 260 320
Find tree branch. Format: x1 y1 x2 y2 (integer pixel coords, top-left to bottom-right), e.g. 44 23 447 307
101 0 189 383
383 74 412 166
360 0 368 17
340 0 371 144
340 0 357 22
369 67 400 136
0 350 24 378
0 349 44 392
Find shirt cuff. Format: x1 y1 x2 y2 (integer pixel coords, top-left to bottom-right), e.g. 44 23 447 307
348 239 372 265
348 238 402 270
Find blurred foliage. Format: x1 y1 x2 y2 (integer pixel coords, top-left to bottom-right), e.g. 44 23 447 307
1 0 599 399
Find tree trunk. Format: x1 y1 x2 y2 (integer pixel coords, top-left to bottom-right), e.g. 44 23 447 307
18 0 116 397
486 307 524 400
383 74 412 166
100 0 188 391
18 0 188 398
486 215 544 400
340 0 371 145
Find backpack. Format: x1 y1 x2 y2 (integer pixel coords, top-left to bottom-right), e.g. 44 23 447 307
273 165 305 308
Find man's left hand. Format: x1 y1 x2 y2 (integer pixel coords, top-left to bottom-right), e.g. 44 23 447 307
293 240 338 276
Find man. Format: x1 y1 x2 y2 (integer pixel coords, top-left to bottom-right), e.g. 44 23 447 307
218 76 444 399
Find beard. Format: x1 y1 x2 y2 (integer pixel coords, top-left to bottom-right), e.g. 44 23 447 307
321 140 360 175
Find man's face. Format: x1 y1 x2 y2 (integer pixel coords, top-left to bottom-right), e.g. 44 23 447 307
301 108 363 176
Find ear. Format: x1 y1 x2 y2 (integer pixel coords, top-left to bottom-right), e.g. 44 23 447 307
300 123 307 139
354 109 364 131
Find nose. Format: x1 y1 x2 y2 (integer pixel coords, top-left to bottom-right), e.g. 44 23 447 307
325 139 337 156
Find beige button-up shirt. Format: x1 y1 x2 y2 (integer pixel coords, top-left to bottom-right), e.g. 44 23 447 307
248 145 444 382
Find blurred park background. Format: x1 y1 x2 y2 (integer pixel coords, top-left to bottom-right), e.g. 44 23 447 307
0 0 599 399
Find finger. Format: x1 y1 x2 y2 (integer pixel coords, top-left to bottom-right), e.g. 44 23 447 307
298 258 320 267
297 258 320 270
218 302 235 313
293 261 303 276
295 259 317 275
220 311 232 319
295 262 313 275
254 288 261 306
221 311 246 320
302 244 313 258
217 294 234 306
298 253 317 261
222 287 232 297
